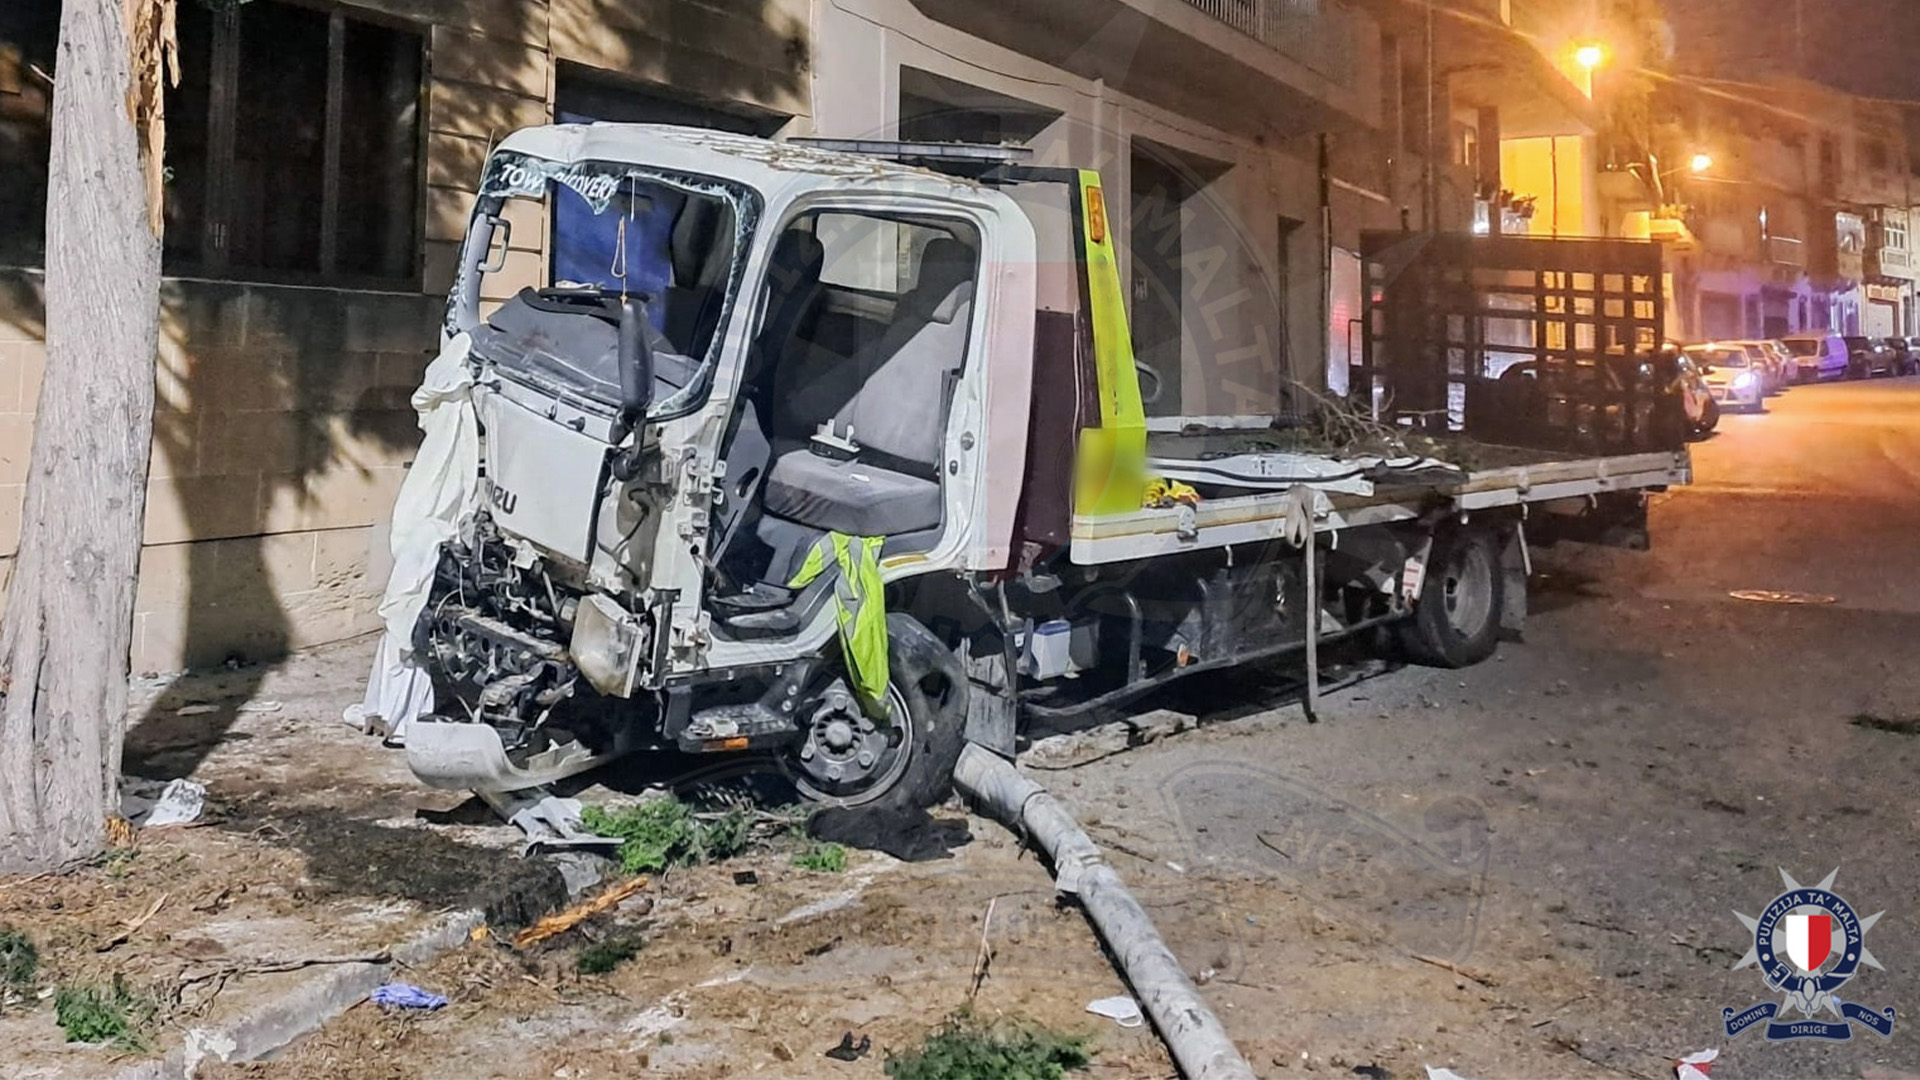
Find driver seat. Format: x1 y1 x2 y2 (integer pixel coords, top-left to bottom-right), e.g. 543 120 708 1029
761 238 976 537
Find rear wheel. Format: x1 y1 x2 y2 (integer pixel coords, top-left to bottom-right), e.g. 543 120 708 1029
785 613 967 812
1694 397 1720 435
1399 526 1504 668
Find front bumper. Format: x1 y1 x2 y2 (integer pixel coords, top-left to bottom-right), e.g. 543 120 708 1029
1707 383 1763 408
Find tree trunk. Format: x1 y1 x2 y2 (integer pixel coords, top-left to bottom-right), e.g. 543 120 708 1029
0 0 162 873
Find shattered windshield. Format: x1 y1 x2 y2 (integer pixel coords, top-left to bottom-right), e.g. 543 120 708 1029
462 152 761 415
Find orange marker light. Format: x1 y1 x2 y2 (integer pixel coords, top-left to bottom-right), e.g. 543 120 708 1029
705 737 751 752
1087 185 1108 244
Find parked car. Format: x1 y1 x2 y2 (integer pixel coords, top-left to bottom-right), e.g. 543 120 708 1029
1908 337 1920 374
1672 351 1720 434
1760 340 1798 389
1842 336 1898 378
1780 335 1850 382
1725 339 1789 394
1684 344 1764 413
1882 337 1918 376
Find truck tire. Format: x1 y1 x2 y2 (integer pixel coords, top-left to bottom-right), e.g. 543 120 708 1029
1398 526 1504 668
1693 398 1719 436
787 613 968 812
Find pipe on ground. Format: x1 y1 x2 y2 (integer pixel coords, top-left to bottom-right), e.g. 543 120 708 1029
953 745 1257 1080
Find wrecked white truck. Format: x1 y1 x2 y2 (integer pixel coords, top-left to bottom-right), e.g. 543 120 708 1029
398 123 1691 812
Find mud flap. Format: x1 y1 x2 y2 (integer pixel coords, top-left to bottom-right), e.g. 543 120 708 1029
962 649 1017 758
1499 523 1529 642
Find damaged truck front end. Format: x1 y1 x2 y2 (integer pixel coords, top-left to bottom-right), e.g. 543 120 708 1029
406 136 762 792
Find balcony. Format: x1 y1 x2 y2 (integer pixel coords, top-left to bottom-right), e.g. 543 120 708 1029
1766 235 1806 269
1867 245 1915 281
906 0 1377 136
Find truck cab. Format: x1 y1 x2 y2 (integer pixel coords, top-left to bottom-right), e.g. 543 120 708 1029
412 125 1126 807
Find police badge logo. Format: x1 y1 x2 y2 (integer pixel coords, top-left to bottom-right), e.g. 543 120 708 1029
1724 868 1896 1042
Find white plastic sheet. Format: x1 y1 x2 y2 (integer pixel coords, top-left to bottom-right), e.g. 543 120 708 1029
346 333 481 740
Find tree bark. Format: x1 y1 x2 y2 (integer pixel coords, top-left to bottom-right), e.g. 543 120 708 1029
0 0 162 873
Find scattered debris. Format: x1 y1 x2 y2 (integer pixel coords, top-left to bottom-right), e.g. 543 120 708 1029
576 932 646 975
511 876 650 949
370 982 448 1010
0 925 38 1007
1411 952 1497 987
968 898 997 1000
826 1031 872 1062
175 703 219 717
732 869 760 886
581 798 752 874
144 778 208 827
1673 1048 1716 1080
1086 996 1145 1029
238 700 284 714
1353 1066 1393 1080
1851 714 1920 737
55 976 154 1049
1424 1069 1475 1080
793 842 849 873
97 893 168 953
884 1017 1088 1079
1728 590 1835 605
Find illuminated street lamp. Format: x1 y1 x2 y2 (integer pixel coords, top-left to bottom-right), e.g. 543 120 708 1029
1575 43 1607 70
1689 153 1714 174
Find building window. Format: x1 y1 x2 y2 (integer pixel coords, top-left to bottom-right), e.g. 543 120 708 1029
0 3 58 268
1884 217 1908 252
166 1 423 285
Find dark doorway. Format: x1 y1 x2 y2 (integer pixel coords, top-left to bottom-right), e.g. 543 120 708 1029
1130 148 1192 415
555 63 790 135
896 67 1059 146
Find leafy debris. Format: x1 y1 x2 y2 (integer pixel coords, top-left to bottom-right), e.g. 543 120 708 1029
884 1015 1090 1080
54 977 154 1050
792 842 849 873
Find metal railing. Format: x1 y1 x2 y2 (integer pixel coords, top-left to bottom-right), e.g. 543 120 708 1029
1175 0 1357 84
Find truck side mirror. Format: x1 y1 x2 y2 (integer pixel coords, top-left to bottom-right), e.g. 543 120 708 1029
617 297 655 425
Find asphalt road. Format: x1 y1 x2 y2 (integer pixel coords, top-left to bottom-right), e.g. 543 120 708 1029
1052 375 1920 1079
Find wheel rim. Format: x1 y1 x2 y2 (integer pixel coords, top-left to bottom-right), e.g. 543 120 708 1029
1440 540 1496 637
787 681 915 807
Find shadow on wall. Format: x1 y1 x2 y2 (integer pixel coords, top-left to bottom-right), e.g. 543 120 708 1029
18 0 822 781
123 283 433 780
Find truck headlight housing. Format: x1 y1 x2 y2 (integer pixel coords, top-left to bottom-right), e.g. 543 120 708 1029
571 594 646 698
1733 371 1758 390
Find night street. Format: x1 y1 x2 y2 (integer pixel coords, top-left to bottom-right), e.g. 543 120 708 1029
1035 375 1920 1079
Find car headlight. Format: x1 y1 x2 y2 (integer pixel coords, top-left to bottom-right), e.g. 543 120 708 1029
1733 371 1758 390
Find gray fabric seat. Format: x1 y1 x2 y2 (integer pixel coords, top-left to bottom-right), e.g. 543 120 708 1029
762 452 945 537
763 237 976 537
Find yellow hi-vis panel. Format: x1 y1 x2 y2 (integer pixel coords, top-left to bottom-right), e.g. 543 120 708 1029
1074 170 1148 516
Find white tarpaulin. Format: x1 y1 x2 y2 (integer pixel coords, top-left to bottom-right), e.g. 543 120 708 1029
343 333 481 742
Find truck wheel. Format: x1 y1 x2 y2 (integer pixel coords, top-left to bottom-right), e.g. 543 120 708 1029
1694 398 1719 435
1399 526 1504 668
785 613 967 812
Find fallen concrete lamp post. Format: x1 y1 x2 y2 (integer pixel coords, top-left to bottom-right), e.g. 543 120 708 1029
953 745 1257 1080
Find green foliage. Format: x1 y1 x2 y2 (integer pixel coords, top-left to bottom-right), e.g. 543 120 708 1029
0 926 38 997
576 932 645 975
791 842 848 873
54 978 153 1050
694 806 752 864
884 1017 1090 1080
581 797 755 874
